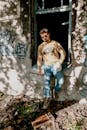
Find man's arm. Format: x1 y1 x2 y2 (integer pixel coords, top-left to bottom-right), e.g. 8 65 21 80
56 42 66 64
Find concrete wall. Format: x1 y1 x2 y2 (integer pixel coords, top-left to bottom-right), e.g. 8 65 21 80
0 0 87 101
0 0 32 97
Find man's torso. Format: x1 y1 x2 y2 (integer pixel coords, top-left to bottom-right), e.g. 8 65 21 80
39 40 60 65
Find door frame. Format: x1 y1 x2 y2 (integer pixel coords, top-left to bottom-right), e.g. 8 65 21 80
32 0 72 65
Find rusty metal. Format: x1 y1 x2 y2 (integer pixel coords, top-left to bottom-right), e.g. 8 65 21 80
32 112 59 130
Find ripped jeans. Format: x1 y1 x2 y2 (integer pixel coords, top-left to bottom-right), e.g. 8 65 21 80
43 64 64 97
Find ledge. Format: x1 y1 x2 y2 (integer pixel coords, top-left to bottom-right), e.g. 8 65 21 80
36 6 70 14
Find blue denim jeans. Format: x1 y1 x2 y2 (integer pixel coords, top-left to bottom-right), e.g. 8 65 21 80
43 64 64 97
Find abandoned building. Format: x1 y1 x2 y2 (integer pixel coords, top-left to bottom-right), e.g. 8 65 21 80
0 0 87 101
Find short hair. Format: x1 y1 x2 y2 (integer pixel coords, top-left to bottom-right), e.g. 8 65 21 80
39 28 49 35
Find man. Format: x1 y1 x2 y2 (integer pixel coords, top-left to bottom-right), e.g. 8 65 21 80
37 28 66 109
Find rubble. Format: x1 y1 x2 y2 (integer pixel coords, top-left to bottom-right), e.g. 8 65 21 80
0 95 87 130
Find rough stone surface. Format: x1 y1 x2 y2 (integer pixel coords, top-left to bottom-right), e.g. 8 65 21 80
0 95 87 130
55 101 87 130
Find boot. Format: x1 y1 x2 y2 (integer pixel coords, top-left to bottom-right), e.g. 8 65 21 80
55 91 59 101
42 97 51 109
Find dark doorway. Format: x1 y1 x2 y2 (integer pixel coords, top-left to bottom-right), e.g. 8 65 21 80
31 0 72 67
36 11 69 63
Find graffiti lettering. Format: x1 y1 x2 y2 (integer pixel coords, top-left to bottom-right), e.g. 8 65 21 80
0 29 27 58
15 42 27 58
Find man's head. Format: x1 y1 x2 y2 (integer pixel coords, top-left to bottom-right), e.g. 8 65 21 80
39 28 51 43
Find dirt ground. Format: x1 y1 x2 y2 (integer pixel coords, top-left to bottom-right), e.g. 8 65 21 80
0 94 87 130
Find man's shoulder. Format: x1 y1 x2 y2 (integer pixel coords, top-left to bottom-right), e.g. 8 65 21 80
39 42 46 47
52 40 61 45
38 42 45 50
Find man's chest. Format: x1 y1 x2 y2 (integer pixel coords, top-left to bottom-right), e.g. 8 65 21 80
42 43 56 54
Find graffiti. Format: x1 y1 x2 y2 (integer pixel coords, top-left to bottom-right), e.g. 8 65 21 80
15 42 27 59
0 29 14 56
0 43 13 56
0 29 27 58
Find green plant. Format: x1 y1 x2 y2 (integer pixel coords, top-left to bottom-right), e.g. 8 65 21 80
69 124 82 130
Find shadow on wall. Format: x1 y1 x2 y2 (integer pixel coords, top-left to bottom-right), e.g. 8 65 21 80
63 64 87 100
0 28 39 98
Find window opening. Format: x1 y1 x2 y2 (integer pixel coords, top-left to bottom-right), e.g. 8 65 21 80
37 0 69 10
32 0 72 69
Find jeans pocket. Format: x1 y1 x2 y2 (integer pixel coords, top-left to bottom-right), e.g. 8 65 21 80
53 62 62 72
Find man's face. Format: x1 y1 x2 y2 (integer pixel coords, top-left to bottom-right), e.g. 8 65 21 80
40 32 50 42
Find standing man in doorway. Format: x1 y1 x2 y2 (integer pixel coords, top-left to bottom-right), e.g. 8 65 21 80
37 28 66 109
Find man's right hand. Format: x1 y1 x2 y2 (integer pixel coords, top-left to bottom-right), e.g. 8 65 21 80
38 69 42 75
38 68 44 75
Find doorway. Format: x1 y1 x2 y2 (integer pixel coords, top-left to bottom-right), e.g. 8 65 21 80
31 0 72 67
36 12 69 63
